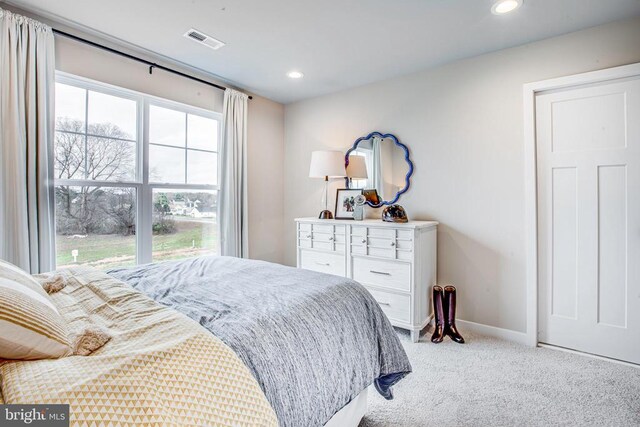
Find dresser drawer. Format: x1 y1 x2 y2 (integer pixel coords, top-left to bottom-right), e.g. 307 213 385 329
298 223 312 233
350 226 413 259
366 288 410 323
298 238 312 249
352 233 368 245
351 226 367 237
298 224 313 248
300 250 345 276
396 239 413 250
397 230 413 240
367 228 395 239
299 232 313 241
367 236 398 248
352 257 411 292
366 234 398 258
312 224 334 234
303 225 345 252
351 243 367 255
367 247 396 259
312 232 336 243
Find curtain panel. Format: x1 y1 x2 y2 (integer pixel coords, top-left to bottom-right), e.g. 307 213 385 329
218 88 249 258
371 136 384 200
0 8 55 273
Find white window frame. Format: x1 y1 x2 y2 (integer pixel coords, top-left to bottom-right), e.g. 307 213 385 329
54 72 222 267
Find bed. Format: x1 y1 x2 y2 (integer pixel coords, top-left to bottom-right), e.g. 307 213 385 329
107 255 411 427
0 256 410 426
0 266 278 426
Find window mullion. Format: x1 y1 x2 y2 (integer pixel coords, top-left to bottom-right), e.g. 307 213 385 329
184 114 188 185
138 98 153 264
84 89 89 180
55 179 140 188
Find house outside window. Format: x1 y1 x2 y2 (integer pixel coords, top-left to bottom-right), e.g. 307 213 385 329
53 73 221 269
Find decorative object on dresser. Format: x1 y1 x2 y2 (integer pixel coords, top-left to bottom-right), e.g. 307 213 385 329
382 204 409 223
309 150 346 219
295 218 438 342
362 188 381 205
335 188 363 220
353 194 366 221
431 285 465 344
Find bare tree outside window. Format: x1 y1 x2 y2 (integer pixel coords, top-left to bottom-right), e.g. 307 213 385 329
55 118 136 237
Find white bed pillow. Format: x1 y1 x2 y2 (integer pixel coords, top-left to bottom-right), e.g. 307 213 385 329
0 260 71 360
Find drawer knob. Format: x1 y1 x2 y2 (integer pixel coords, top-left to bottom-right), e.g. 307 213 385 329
390 242 396 247
316 262 330 266
306 234 312 238
361 239 367 244
328 236 334 241
370 270 391 276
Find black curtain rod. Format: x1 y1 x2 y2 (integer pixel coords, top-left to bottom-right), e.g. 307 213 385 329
52 28 252 100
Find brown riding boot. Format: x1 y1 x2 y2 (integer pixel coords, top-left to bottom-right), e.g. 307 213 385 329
431 285 445 343
443 285 465 344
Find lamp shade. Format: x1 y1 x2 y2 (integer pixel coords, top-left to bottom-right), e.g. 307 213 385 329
309 150 346 179
346 155 368 179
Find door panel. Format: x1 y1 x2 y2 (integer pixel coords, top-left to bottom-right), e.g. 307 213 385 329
551 91 627 152
551 167 578 319
536 76 640 364
597 165 627 328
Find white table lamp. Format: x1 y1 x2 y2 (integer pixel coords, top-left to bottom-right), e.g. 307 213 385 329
309 150 346 219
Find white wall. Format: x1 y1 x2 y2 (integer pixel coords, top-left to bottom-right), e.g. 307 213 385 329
54 36 225 112
2 0 287 264
284 17 640 333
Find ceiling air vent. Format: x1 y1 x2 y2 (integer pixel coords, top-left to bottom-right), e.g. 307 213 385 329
183 28 225 50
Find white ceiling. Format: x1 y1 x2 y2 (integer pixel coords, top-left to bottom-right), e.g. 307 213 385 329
5 0 640 103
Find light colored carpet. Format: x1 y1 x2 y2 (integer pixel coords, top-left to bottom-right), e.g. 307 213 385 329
360 328 640 426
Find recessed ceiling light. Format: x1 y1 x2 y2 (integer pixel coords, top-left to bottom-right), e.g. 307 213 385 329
287 71 304 79
491 0 522 15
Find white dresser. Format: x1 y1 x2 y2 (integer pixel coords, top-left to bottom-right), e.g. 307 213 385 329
295 217 438 342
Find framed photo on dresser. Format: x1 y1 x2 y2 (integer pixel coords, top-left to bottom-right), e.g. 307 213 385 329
334 189 363 219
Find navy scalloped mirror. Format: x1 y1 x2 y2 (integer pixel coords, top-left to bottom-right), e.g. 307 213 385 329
345 132 413 208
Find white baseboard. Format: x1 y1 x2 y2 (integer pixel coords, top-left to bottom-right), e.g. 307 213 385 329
538 344 640 369
454 319 529 345
425 316 530 345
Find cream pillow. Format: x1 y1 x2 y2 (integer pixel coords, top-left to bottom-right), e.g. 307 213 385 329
0 260 71 360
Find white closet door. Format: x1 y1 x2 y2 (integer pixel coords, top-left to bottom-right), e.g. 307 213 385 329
536 76 640 364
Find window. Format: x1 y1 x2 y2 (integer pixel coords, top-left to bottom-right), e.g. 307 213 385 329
148 105 218 185
53 74 221 269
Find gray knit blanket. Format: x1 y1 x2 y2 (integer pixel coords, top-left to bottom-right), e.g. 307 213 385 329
108 255 411 427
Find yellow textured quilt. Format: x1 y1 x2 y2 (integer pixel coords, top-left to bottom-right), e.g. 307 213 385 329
0 267 278 427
